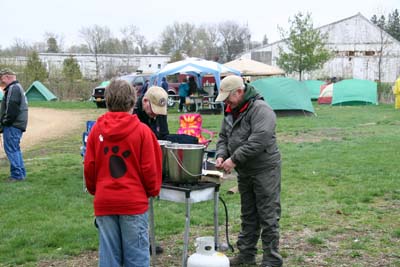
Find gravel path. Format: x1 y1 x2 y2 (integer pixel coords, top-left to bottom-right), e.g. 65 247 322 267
0 107 90 158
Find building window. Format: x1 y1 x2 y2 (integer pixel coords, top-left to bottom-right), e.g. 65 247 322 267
158 64 161 69
365 51 375 56
148 64 152 68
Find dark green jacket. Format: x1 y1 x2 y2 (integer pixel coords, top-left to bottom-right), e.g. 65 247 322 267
216 84 280 176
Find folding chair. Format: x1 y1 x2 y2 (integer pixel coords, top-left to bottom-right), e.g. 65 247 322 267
177 113 216 147
81 120 96 192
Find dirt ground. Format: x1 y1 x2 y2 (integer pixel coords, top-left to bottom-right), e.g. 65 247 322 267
0 107 89 159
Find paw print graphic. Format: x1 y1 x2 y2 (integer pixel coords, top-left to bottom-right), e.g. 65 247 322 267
104 146 131 178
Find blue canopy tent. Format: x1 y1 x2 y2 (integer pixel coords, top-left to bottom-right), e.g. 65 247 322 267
152 58 241 90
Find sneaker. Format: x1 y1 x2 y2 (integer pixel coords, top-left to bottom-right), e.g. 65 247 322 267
149 244 164 255
229 255 256 266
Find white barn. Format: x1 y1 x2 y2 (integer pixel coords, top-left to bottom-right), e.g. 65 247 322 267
240 13 400 83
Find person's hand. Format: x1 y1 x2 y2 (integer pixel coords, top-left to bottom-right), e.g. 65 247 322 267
221 158 236 174
215 157 224 170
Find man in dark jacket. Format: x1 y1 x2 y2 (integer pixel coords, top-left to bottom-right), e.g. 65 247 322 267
0 68 28 182
134 86 169 140
134 85 169 255
215 75 282 267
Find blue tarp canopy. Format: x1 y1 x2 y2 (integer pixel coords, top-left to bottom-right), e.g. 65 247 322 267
152 58 241 90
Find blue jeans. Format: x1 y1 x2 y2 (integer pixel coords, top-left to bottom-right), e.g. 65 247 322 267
96 213 150 267
3 126 26 179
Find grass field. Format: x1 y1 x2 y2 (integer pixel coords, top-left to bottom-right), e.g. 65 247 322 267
0 102 399 267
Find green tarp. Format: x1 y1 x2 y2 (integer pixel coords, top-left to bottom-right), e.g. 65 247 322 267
302 80 324 100
251 77 315 114
25 81 57 101
332 79 378 106
99 80 110 87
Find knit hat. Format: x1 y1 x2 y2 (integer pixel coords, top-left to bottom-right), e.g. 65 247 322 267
144 86 168 115
215 75 244 102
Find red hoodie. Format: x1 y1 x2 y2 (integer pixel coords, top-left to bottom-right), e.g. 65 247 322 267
84 112 162 216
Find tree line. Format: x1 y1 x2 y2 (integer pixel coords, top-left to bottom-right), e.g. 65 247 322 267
0 21 264 63
371 9 400 41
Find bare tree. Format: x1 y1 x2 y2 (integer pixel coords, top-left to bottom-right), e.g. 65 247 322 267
192 24 220 60
217 21 251 61
121 25 149 54
7 38 33 57
159 22 196 57
120 25 139 54
79 25 112 78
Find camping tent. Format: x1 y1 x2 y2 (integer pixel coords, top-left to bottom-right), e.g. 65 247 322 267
25 81 57 101
318 83 334 104
302 80 324 100
153 58 240 89
251 77 315 114
223 58 285 76
331 79 378 105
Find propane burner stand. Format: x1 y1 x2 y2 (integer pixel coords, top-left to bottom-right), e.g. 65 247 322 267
149 181 220 267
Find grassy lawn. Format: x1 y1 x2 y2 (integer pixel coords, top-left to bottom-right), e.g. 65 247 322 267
0 102 399 266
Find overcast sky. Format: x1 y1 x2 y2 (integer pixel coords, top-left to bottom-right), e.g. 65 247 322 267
2 0 398 50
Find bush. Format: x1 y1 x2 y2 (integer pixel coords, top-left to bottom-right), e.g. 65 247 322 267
378 82 394 103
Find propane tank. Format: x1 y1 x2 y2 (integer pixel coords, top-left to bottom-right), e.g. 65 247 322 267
187 236 230 267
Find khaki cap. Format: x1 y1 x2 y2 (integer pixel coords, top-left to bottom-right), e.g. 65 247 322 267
144 86 168 115
215 75 244 102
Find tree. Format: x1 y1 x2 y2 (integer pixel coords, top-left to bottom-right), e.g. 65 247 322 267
262 34 269 45
62 56 82 81
62 56 82 98
79 25 112 79
387 9 400 41
24 51 48 84
277 12 331 80
46 37 59 53
217 21 251 61
159 22 196 57
370 10 399 82
7 38 33 57
44 32 64 52
67 44 90 53
190 24 220 60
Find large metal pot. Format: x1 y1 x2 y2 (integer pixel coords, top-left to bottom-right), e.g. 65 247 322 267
165 143 205 183
158 140 172 181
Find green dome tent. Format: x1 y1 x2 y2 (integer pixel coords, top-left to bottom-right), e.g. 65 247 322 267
251 77 315 115
332 79 378 106
25 81 57 101
302 80 324 100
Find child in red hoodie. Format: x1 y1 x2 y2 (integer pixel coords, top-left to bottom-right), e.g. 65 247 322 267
84 79 162 267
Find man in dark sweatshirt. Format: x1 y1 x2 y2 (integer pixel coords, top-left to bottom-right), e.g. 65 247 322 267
0 68 28 182
134 86 169 140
